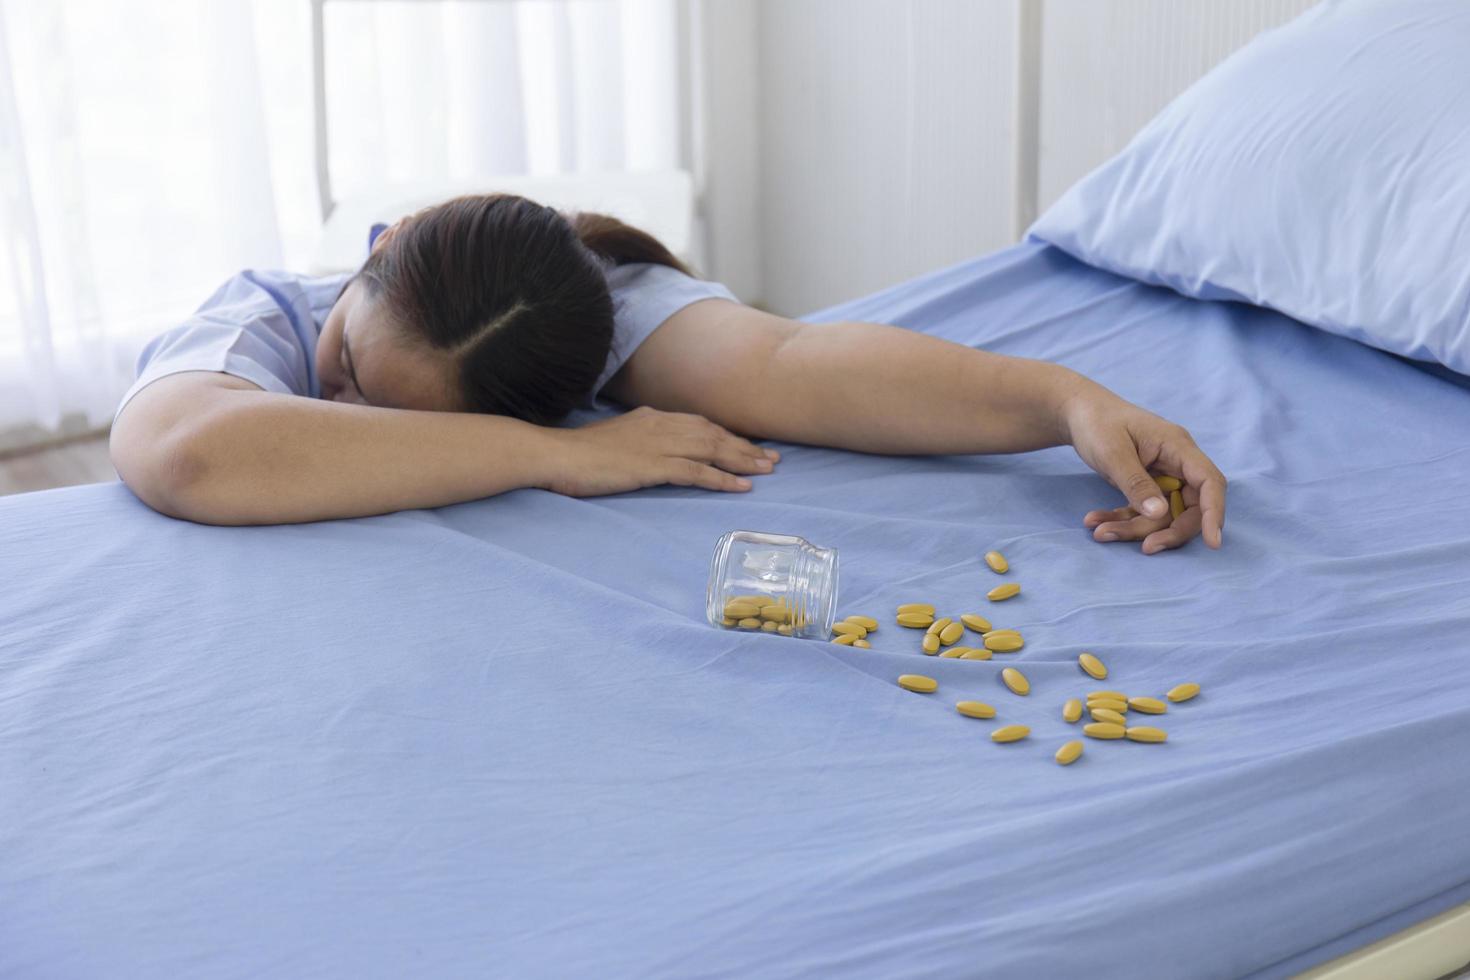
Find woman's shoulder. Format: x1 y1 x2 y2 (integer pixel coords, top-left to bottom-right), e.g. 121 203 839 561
196 268 353 325
197 267 347 302
605 261 737 303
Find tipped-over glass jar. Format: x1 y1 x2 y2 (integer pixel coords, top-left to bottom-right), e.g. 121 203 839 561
706 530 839 639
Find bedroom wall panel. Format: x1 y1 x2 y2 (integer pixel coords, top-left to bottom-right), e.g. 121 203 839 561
708 0 1320 315
755 0 1017 316
1036 0 1318 211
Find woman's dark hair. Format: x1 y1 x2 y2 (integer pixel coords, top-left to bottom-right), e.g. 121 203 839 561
355 193 693 424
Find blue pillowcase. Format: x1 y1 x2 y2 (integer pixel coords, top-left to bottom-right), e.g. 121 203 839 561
1029 0 1470 375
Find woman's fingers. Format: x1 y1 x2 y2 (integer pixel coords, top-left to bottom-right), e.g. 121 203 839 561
1155 433 1226 548
1092 479 1205 553
674 416 779 475
1196 470 1227 548
566 409 775 497
664 457 752 493
1093 472 1212 553
713 436 777 475
1091 510 1170 543
1083 506 1136 529
1135 480 1204 553
1092 436 1170 519
1141 502 1204 554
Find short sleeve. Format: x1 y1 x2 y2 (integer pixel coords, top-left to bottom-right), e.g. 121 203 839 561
115 269 351 421
591 262 738 398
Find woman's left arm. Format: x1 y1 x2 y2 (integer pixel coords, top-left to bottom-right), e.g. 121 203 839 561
603 300 1225 553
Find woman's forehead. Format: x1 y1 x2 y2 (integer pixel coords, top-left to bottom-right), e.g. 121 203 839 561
344 289 459 412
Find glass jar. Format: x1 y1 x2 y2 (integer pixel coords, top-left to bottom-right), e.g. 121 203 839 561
706 530 839 640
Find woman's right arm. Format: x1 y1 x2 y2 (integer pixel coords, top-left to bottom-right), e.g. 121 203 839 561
111 373 776 525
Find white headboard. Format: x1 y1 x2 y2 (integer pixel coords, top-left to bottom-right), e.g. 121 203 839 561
1029 0 1319 223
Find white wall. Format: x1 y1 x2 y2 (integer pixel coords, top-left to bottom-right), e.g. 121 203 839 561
1038 0 1318 212
704 0 1319 317
694 0 763 305
754 0 1018 317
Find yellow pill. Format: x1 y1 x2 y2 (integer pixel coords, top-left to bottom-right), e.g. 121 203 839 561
897 613 936 629
1087 698 1128 714
731 594 775 606
922 633 941 654
1087 690 1127 702
853 638 871 649
724 602 760 620
1167 682 1200 703
761 605 792 623
832 633 857 646
1089 707 1127 726
984 550 1009 574
1001 667 1030 696
832 622 867 638
939 621 965 645
939 647 967 658
896 603 936 616
721 617 737 627
776 624 793 636
1129 696 1168 715
1055 740 1084 765
737 618 762 630
926 617 953 636
987 583 1021 601
1078 652 1108 680
960 613 993 633
845 615 879 631
1083 722 1125 739
897 674 938 693
1153 475 1182 492
991 724 1030 743
761 621 779 633
1126 726 1168 743
959 648 993 660
982 629 1021 639
985 634 1024 652
955 700 996 719
1169 489 1185 520
1062 698 1083 723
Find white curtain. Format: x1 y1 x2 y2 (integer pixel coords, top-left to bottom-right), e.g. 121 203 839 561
0 0 681 443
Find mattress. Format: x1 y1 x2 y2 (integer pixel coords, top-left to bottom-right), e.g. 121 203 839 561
3 240 1469 978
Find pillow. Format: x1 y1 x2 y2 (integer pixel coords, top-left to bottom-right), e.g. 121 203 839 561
1029 0 1470 375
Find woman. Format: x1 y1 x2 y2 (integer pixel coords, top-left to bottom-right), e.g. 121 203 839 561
111 193 1225 553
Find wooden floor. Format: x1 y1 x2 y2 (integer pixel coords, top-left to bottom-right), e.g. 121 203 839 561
0 436 117 497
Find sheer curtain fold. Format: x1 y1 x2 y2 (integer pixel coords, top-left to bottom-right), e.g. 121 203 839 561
0 0 681 443
1 2 66 432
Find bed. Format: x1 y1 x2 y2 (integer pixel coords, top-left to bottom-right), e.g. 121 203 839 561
3 239 1470 978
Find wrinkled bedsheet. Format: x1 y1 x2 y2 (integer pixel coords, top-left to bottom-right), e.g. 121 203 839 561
4 241 1469 978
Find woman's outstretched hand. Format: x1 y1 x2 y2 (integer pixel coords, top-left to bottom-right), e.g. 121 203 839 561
1060 385 1227 554
544 405 779 497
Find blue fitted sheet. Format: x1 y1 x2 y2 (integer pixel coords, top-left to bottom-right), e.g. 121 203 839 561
4 241 1470 979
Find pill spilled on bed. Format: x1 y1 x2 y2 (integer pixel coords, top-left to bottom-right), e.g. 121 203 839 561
871 548 1200 764
713 535 1200 766
991 725 1030 743
897 674 938 693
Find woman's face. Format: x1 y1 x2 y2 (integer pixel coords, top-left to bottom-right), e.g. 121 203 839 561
315 228 460 412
